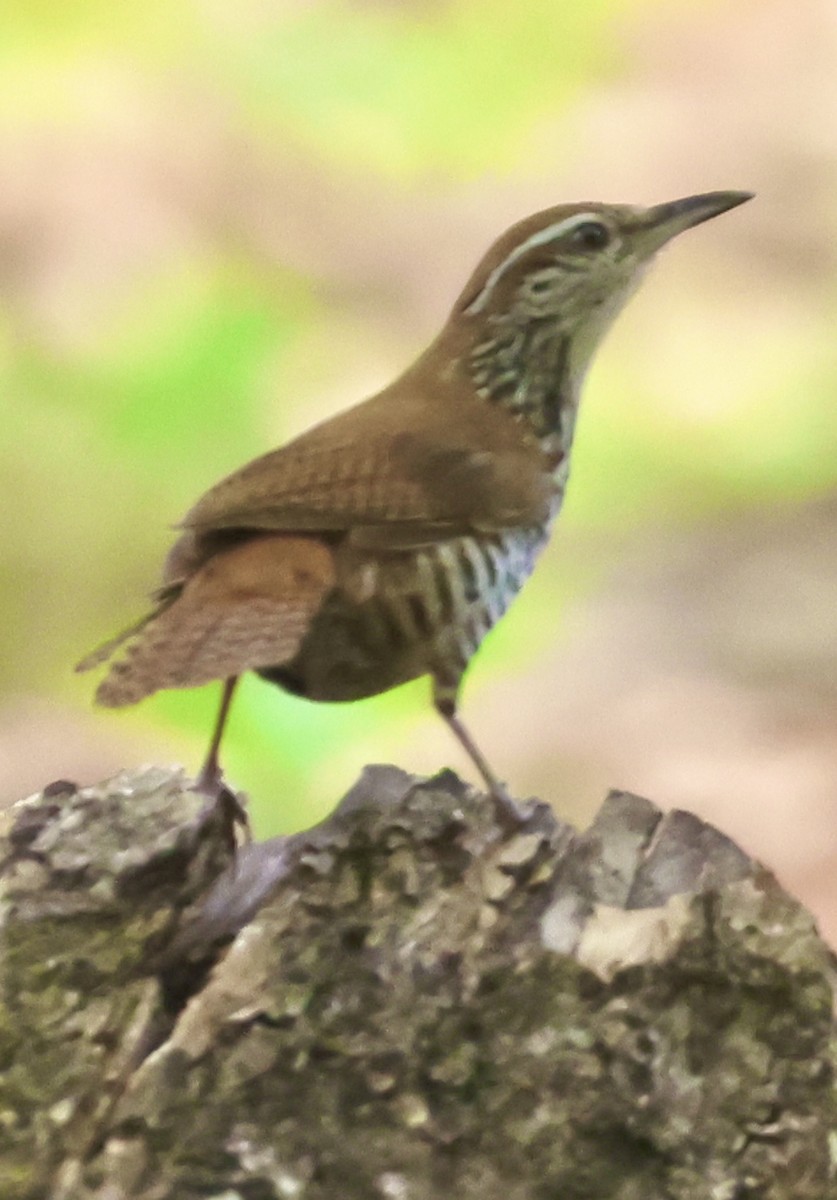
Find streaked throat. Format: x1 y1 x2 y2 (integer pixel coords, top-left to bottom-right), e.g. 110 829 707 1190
467 317 576 445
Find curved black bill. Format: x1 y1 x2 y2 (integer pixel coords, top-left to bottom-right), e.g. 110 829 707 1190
641 190 754 252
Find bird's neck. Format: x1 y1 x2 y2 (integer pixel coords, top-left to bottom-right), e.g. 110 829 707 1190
465 313 583 452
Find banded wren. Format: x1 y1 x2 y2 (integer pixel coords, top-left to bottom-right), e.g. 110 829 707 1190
79 191 752 820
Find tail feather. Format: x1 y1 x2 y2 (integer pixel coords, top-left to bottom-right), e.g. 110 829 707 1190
87 534 336 707
75 606 171 674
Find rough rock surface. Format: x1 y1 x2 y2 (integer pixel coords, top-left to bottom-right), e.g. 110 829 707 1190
0 766 834 1199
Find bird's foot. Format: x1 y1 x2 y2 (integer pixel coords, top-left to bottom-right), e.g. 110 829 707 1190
190 765 251 853
488 781 534 831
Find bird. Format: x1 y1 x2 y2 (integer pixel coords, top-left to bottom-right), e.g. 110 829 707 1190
78 190 752 822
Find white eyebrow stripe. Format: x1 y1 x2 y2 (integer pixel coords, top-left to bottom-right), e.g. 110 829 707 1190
465 212 601 314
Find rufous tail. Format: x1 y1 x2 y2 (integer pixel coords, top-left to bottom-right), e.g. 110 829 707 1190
77 534 335 707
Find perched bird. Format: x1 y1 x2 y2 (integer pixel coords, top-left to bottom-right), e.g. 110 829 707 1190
79 191 752 820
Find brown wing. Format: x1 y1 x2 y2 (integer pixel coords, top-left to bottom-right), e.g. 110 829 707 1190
179 386 556 549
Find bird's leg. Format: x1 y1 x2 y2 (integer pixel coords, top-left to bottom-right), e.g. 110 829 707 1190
193 675 250 844
433 680 529 828
195 675 238 792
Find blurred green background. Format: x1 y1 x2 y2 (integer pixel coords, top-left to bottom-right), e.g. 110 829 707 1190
3 0 837 928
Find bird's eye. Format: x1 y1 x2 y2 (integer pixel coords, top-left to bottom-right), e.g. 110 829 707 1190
570 221 611 250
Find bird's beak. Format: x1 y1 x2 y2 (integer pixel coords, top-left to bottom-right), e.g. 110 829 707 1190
638 191 754 255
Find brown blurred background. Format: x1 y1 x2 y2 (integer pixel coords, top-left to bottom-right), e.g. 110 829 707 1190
2 1 836 937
